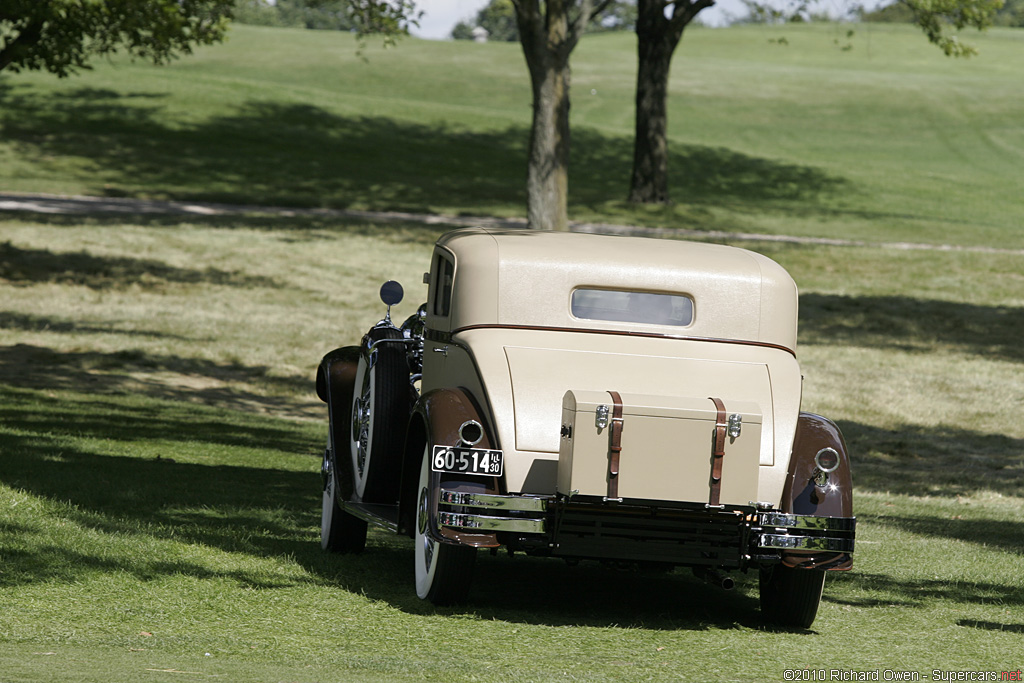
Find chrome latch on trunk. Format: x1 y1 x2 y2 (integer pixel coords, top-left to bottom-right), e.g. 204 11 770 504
728 413 742 438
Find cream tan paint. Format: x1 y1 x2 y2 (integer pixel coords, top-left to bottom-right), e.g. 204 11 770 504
559 391 763 505
421 228 803 508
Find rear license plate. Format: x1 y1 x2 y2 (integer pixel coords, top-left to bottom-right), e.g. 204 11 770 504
431 445 503 476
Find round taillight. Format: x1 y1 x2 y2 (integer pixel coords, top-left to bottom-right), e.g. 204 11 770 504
458 420 483 446
814 447 840 473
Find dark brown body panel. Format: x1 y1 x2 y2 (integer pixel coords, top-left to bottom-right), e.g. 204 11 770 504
780 412 855 570
316 347 360 500
400 387 502 548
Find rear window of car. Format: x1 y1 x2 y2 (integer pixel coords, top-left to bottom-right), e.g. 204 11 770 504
570 289 693 327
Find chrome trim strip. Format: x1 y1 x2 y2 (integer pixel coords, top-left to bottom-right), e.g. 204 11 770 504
436 324 797 358
438 511 546 534
759 513 857 532
367 337 415 352
440 489 549 513
759 534 855 552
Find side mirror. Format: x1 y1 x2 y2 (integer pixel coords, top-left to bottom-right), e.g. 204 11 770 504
380 280 404 307
378 280 404 327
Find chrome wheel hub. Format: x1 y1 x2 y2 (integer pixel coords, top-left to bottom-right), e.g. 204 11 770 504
353 392 371 477
417 485 434 571
321 449 333 492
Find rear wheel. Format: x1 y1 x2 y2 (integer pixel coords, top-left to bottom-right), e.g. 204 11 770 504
349 328 409 502
759 564 825 628
414 445 476 605
321 432 367 553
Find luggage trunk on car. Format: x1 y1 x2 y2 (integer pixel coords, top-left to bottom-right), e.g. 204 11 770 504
557 390 763 506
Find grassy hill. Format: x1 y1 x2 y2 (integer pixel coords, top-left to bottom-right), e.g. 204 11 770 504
2 23 1024 248
1 22 1022 683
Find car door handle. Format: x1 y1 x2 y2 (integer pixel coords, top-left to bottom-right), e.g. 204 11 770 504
433 345 448 356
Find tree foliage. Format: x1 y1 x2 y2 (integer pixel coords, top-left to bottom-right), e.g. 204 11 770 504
452 0 519 40
233 0 356 30
0 0 233 77
234 0 421 45
737 0 1003 56
736 0 853 24
863 0 1020 31
863 0 1020 26
453 0 632 41
860 1 918 22
896 0 1004 56
589 0 638 31
996 0 1024 24
347 0 420 44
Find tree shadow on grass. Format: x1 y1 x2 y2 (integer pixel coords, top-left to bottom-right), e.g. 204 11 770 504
838 419 1024 500
0 344 316 421
307 536 787 631
0 385 323 589
0 241 282 290
463 555 769 630
0 311 197 340
0 380 769 630
0 377 778 631
0 382 315 456
826 571 1024 609
0 384 343 591
0 84 847 217
306 527 1024 631
0 544 306 590
1 210 450 246
800 293 1024 363
957 619 1024 634
2 380 1021 629
860 513 1024 557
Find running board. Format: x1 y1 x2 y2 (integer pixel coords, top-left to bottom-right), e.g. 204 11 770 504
342 501 400 533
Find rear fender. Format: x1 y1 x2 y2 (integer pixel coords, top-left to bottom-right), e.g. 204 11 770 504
399 387 501 548
316 347 360 499
779 412 854 570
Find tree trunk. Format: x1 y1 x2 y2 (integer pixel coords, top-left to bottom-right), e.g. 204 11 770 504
629 0 710 205
515 0 588 231
524 54 572 231
629 1 685 204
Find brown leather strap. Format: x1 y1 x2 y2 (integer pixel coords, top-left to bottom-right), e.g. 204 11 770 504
607 390 624 499
709 397 727 505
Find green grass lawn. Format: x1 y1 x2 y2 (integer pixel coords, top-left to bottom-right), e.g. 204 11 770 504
1 20 1023 683
0 212 1021 681
2 23 1024 248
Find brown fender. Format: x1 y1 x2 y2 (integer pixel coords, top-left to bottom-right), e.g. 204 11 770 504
779 412 854 570
398 387 501 548
316 346 361 499
316 347 360 404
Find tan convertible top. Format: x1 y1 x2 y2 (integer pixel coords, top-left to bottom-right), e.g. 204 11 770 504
430 228 799 352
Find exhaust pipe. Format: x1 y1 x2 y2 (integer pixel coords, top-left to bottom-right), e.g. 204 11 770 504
693 567 735 591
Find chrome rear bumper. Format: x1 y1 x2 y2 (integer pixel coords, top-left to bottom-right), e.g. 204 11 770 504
438 490 546 534
436 489 856 562
756 512 857 553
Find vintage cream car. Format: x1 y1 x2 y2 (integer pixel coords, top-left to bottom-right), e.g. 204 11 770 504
316 227 855 627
